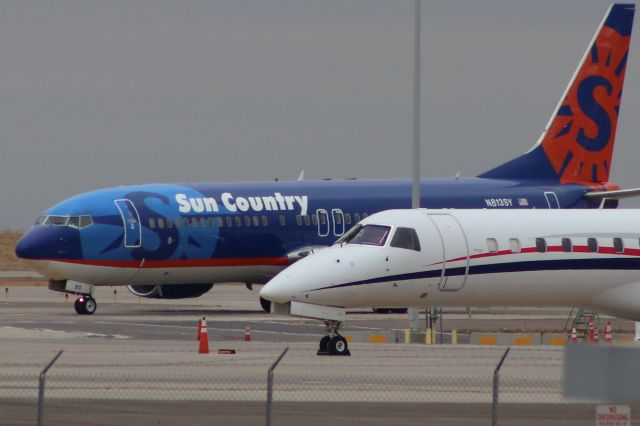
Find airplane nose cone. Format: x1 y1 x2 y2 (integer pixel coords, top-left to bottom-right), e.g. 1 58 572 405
15 231 37 259
260 275 294 304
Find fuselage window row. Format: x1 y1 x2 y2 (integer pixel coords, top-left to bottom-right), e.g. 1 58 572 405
486 236 629 255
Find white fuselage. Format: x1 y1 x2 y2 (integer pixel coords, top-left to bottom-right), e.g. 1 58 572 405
260 209 640 321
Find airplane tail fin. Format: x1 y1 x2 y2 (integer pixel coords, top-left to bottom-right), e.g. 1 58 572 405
479 4 635 184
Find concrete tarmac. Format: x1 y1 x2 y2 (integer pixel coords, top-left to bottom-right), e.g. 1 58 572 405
1 284 636 425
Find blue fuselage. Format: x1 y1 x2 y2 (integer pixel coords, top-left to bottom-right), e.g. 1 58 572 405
15 178 598 286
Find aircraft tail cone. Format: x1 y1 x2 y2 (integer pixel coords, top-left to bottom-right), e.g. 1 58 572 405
604 321 613 343
244 326 251 342
198 318 209 354
570 327 578 344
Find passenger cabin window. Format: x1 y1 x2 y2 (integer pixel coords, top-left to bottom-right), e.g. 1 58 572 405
148 218 156 229
390 227 421 252
587 237 598 252
158 218 165 229
261 215 268 227
226 217 233 228
614 238 624 253
279 215 286 226
535 238 547 253
303 215 311 226
509 238 521 253
244 216 251 227
345 225 391 247
561 238 572 253
345 214 352 225
487 238 498 253
296 215 302 226
311 215 318 225
253 216 260 227
234 216 242 227
354 213 361 222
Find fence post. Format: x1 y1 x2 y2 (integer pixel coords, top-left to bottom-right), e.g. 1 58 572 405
266 347 289 426
492 347 510 426
37 350 63 426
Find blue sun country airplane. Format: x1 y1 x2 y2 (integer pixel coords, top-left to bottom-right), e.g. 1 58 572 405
15 4 638 315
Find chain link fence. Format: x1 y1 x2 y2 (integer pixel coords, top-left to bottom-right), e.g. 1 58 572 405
1 345 637 426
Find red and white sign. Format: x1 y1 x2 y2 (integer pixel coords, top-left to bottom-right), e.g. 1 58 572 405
596 405 630 426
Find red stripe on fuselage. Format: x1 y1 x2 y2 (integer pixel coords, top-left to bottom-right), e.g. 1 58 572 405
429 245 639 266
31 257 291 269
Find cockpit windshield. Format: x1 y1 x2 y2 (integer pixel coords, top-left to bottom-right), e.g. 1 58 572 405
390 227 421 251
340 224 391 247
36 215 94 229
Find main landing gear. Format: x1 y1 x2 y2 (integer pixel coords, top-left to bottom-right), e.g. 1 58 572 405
74 295 97 315
318 320 350 356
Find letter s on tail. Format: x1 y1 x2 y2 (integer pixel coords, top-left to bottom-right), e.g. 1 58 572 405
479 4 635 185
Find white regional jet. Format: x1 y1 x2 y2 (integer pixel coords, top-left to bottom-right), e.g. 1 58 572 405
260 209 640 355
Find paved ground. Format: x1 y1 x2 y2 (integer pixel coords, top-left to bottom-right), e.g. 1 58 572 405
1 284 638 425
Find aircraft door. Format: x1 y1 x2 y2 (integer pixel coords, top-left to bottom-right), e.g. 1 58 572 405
332 209 345 236
317 209 329 237
114 199 142 248
428 214 469 291
544 191 560 208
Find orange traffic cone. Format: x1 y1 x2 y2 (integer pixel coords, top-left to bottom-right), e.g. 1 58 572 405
198 318 209 354
197 317 203 341
588 319 594 343
604 320 613 343
570 327 577 344
244 326 252 342
593 325 599 343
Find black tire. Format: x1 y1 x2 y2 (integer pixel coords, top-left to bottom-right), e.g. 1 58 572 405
260 297 271 313
74 298 86 315
328 335 349 356
319 336 331 352
84 297 97 315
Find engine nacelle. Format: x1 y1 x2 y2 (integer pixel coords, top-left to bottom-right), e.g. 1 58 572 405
127 283 214 299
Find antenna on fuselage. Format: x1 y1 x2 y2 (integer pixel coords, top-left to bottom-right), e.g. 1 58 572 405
297 170 305 182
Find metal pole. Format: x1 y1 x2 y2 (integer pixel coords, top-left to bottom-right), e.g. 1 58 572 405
408 0 423 333
266 347 289 426
492 348 510 426
37 350 63 426
439 307 444 344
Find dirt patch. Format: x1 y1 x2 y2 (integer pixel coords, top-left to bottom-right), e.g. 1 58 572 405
0 231 28 270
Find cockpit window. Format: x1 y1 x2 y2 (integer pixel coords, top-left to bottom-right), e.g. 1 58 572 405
345 224 391 246
67 216 80 229
390 227 421 251
45 215 69 226
335 224 362 245
38 215 93 229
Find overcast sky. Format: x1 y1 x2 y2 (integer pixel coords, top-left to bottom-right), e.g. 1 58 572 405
1 0 639 229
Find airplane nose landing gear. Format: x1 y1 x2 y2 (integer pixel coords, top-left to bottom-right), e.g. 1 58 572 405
74 296 97 315
318 320 350 356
